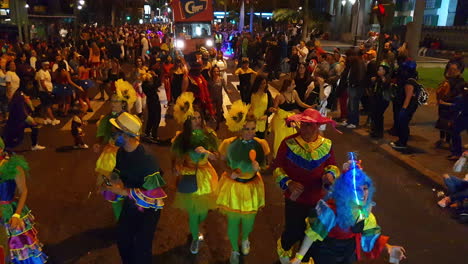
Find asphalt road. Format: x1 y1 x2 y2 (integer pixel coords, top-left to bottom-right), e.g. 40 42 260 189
5 68 467 264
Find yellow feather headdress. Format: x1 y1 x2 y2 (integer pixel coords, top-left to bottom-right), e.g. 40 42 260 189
115 79 137 107
174 92 195 124
224 100 250 132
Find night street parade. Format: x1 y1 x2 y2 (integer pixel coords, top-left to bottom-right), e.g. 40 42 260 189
0 0 467 263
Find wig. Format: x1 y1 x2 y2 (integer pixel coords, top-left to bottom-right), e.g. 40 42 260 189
330 153 376 230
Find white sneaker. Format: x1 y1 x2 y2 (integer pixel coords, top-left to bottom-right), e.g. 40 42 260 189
190 238 200 254
31 145 46 151
44 118 52 125
80 144 89 149
241 239 250 255
230 251 240 264
51 119 61 126
346 124 357 129
339 121 348 126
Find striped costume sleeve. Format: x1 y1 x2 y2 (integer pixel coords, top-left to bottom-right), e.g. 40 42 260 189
129 171 167 211
305 200 336 242
274 167 291 191
324 165 340 179
360 213 389 259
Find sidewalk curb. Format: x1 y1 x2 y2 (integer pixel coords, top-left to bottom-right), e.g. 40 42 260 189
353 128 444 187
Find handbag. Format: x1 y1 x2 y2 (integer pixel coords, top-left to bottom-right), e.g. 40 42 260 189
177 162 198 194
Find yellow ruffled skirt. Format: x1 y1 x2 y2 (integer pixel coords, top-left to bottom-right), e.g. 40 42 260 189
174 162 218 214
95 144 119 176
271 109 296 157
216 172 265 214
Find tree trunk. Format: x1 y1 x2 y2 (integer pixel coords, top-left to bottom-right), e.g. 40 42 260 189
239 0 245 32
249 5 254 33
405 0 425 59
302 0 309 41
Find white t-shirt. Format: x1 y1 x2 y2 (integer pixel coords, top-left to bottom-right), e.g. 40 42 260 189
36 69 53 92
297 45 309 63
5 71 20 96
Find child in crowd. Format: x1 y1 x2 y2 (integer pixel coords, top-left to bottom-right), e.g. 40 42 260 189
71 103 89 149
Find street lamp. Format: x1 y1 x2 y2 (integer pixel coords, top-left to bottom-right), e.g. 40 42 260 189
79 0 85 5
25 4 29 8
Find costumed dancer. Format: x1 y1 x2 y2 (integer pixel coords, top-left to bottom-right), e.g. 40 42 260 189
171 92 219 254
216 100 270 264
94 79 136 220
249 75 274 139
184 59 216 120
290 153 406 264
105 112 167 264
0 138 47 263
270 79 314 157
272 109 340 264
134 59 148 118
234 58 256 104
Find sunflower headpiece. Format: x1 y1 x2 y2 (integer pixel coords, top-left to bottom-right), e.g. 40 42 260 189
224 100 250 132
115 79 137 107
174 92 195 124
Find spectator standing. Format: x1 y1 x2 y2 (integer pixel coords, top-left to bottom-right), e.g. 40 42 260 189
342 51 366 129
36 61 60 125
5 61 20 100
369 64 391 138
390 78 421 150
448 83 468 160
296 41 309 64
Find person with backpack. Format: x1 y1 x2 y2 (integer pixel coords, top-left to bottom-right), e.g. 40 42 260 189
390 78 423 150
388 59 418 136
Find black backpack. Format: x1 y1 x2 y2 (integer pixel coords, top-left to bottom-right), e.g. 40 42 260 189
407 78 428 106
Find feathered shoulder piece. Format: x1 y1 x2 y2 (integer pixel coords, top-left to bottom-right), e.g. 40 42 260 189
0 154 30 181
174 92 195 124
115 79 137 106
224 100 250 132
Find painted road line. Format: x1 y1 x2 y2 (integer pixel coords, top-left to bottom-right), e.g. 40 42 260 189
157 85 168 127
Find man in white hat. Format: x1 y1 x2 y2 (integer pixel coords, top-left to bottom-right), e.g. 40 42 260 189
105 112 167 264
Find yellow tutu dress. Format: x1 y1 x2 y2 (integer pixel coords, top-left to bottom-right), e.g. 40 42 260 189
271 108 296 157
216 136 270 214
172 129 219 214
251 92 269 133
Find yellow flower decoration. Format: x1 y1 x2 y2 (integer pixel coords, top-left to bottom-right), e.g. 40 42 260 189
224 100 250 132
115 79 137 107
174 92 195 124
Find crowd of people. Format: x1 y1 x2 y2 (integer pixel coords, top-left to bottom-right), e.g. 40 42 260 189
0 20 467 264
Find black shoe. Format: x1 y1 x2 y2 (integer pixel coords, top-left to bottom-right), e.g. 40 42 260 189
390 141 407 150
87 108 93 112
370 133 383 139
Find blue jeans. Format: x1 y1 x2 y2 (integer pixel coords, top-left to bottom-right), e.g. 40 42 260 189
346 86 362 126
451 115 468 156
396 105 417 146
444 175 468 202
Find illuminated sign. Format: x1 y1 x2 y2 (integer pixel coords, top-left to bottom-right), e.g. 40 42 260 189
180 0 207 19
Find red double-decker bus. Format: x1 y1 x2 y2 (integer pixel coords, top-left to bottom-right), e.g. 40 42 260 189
171 0 214 54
